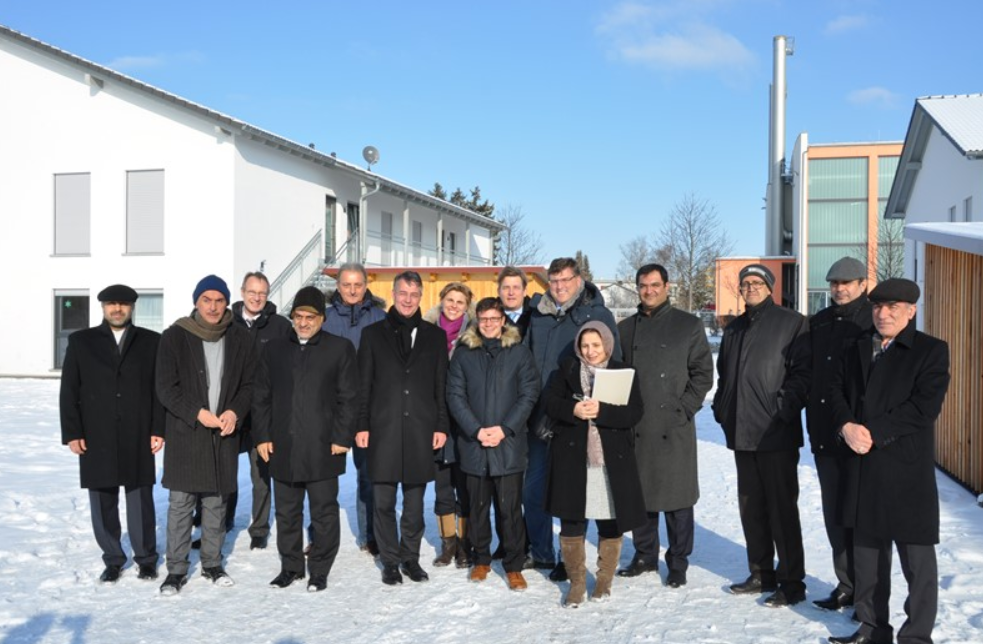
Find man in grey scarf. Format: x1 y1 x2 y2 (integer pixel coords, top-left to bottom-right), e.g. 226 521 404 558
156 274 257 595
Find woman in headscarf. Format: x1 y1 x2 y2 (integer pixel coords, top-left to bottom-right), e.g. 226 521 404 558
544 321 646 606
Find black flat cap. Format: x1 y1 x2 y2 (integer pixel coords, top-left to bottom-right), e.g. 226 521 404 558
97 284 139 303
869 278 919 304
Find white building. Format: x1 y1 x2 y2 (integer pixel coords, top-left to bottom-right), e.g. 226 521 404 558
0 25 503 376
884 94 983 295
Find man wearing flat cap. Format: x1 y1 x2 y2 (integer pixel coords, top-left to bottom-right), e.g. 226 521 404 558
252 286 358 592
713 263 811 607
60 284 164 584
807 257 872 612
827 278 950 644
156 274 257 594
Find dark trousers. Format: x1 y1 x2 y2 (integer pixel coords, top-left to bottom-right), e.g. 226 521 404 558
434 460 470 517
523 434 555 563
630 507 694 573
467 472 526 572
559 519 621 539
734 449 805 591
854 531 937 644
226 447 273 537
373 482 426 567
89 486 157 567
273 477 340 578
352 446 374 545
816 453 854 595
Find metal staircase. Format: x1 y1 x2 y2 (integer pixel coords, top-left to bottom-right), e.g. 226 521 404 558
267 230 358 314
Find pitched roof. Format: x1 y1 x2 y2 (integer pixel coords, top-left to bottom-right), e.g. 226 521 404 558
0 24 504 230
884 94 983 219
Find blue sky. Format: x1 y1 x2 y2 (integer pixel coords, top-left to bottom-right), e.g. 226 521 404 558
3 1 981 277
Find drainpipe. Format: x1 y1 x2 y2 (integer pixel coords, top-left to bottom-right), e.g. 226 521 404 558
359 179 381 263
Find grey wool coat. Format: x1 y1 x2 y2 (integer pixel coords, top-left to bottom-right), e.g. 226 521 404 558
156 321 257 495
618 303 714 512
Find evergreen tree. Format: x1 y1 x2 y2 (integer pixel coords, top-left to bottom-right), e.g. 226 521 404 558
575 250 593 282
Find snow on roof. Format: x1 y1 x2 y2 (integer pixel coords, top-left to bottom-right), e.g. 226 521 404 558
917 94 983 157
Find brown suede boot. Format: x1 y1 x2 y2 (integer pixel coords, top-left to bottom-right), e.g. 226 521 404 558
560 535 587 607
433 514 457 567
592 536 623 600
454 517 472 569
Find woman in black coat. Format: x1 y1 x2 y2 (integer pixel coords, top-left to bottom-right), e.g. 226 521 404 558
446 297 540 589
545 321 645 606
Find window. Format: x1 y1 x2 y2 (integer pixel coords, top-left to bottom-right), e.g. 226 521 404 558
54 291 90 368
134 292 164 333
965 196 973 222
325 196 336 261
381 211 394 238
54 173 91 255
126 170 164 254
949 205 957 222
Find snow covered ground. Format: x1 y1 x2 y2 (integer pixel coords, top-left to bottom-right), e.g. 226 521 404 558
1 377 981 644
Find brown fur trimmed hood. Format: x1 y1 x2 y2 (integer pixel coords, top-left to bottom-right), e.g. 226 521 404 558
458 322 522 350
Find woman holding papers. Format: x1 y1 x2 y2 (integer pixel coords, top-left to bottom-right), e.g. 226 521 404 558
544 321 646 607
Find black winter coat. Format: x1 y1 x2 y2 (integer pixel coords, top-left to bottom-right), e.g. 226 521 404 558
619 303 713 511
712 298 810 451
446 325 540 477
60 322 164 489
156 321 257 494
806 294 872 455
231 299 292 452
544 357 647 532
357 315 449 485
252 330 358 483
828 321 950 544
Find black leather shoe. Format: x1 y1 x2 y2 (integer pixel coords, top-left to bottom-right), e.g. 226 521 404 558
829 631 883 644
269 570 305 589
307 574 327 592
137 564 158 580
99 565 122 583
729 574 777 594
814 589 854 610
666 569 687 588
400 560 430 582
382 564 403 585
522 556 555 571
201 566 234 587
549 561 568 582
764 587 806 607
159 573 187 596
617 556 659 578
250 536 268 550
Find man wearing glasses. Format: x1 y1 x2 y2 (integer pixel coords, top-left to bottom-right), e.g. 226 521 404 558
713 263 810 607
523 257 622 580
226 272 291 550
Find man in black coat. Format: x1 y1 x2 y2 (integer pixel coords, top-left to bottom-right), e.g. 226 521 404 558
156 275 257 595
807 257 872 612
60 284 164 584
712 263 810 607
252 286 358 592
828 279 950 644
617 264 713 588
225 271 291 550
498 266 532 338
355 270 449 585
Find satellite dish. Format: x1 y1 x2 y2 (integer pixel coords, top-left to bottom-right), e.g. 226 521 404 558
362 146 380 170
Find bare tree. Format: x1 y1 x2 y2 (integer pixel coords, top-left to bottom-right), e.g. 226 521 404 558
494 203 544 266
657 193 734 312
617 235 673 283
873 218 906 281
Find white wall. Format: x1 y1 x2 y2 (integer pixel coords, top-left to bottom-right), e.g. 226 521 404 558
1 38 235 375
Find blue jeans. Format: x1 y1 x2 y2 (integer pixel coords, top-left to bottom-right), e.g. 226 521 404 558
522 434 555 563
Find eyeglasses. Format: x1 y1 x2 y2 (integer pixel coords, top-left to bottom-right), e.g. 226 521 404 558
244 290 269 298
478 316 504 324
739 281 768 291
548 274 577 286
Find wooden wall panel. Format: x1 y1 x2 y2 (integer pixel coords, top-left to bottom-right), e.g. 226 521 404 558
925 244 983 494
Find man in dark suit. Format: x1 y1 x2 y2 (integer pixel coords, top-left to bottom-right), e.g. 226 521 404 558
355 270 449 585
60 284 164 583
498 266 532 338
828 278 950 644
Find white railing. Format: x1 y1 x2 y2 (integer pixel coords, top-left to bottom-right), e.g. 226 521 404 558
268 230 323 313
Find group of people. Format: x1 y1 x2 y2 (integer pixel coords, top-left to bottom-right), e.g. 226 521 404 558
59 255 949 639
